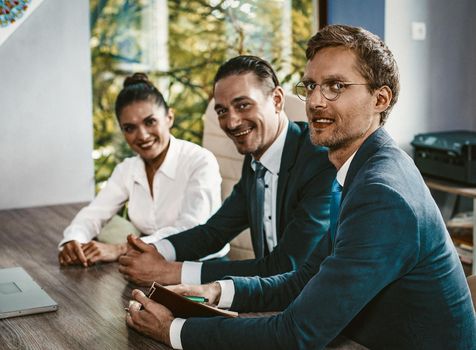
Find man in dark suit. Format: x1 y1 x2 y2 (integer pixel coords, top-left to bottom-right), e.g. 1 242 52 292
118 55 335 286
125 25 476 349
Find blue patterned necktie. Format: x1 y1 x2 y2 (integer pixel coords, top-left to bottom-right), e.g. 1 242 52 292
329 178 343 249
252 161 268 258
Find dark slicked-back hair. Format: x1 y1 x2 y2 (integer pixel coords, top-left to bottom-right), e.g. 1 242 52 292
213 55 280 93
306 25 399 125
115 73 169 121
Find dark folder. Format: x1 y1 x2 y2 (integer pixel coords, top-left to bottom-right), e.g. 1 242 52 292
146 282 238 318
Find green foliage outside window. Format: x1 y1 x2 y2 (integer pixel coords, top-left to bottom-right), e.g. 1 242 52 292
90 0 314 191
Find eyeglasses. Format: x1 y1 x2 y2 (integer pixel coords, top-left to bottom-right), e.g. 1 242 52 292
294 80 368 101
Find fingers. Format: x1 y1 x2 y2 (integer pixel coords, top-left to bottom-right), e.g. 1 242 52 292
118 264 136 284
118 255 133 267
85 251 102 265
127 234 151 253
59 244 73 265
72 241 88 267
125 305 148 336
126 249 141 258
81 241 97 255
165 283 204 296
82 242 104 264
121 272 132 283
118 255 134 279
118 264 129 277
59 241 87 267
165 284 216 305
165 284 191 295
58 252 65 265
60 252 73 265
58 250 67 265
126 308 141 332
125 290 174 345
126 312 135 328
128 299 142 312
132 289 150 310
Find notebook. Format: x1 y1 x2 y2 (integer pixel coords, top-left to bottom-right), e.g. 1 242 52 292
146 282 238 318
0 267 58 319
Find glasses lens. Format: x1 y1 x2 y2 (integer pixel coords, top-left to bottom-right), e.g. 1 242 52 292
321 83 338 101
295 83 307 101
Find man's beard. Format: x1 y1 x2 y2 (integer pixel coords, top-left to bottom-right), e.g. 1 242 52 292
309 125 365 151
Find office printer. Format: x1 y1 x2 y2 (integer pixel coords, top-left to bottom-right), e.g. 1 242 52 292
411 130 476 185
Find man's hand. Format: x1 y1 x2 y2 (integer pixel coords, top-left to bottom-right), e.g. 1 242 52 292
118 235 182 286
126 289 174 346
58 240 88 267
167 282 222 306
82 241 127 264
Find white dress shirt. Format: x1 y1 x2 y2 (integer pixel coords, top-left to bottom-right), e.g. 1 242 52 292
157 119 289 286
59 136 223 249
169 119 290 349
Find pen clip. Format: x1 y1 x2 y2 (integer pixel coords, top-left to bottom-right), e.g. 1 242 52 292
147 283 157 298
140 282 158 310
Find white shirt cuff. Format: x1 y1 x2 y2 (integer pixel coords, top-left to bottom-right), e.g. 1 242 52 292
140 235 157 245
217 280 235 309
170 318 186 349
147 226 182 242
151 239 176 261
181 261 202 284
58 225 91 250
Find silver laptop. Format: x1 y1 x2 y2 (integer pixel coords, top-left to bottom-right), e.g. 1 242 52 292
0 267 58 319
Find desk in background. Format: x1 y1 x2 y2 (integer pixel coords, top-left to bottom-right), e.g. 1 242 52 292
425 177 476 274
0 203 366 350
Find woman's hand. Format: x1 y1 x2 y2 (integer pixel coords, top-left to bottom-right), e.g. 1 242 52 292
82 241 127 264
166 282 222 306
58 240 88 267
59 241 127 267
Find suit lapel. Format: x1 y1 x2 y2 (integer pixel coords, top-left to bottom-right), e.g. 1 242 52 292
342 127 393 200
275 122 303 238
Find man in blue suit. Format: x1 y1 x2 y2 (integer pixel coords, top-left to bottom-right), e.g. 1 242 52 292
126 25 476 349
118 56 335 286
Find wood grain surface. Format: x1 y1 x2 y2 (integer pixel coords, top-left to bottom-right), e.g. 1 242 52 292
0 203 170 350
0 203 366 350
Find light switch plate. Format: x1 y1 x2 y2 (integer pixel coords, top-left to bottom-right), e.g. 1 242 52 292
412 22 426 40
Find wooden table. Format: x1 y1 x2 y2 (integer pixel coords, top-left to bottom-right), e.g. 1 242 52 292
0 203 168 350
425 177 476 274
0 203 366 350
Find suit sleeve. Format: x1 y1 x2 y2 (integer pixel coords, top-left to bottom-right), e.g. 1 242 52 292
166 169 250 261
180 183 420 350
199 161 334 283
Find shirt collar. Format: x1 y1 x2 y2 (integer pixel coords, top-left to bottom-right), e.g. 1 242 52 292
134 135 178 183
251 118 289 175
336 151 357 187
157 135 179 179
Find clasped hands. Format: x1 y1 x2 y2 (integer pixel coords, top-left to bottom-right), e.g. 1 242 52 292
58 240 127 267
59 234 181 286
118 234 182 286
126 282 222 346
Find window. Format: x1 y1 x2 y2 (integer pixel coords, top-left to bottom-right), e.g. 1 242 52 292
90 0 315 187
